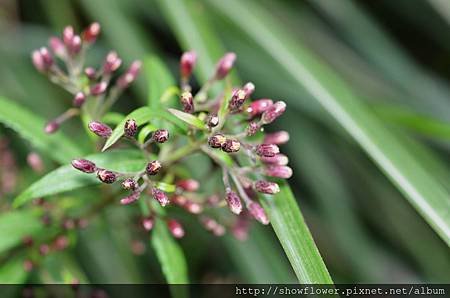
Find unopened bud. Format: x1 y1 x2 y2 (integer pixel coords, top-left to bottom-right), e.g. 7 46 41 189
82 22 101 43
23 260 34 272
229 89 247 111
62 26 74 46
184 201 203 214
39 244 50 256
176 179 199 192
117 60 141 88
141 217 154 231
90 81 107 96
215 52 236 80
32 47 53 72
27 152 44 173
265 165 293 179
146 160 162 175
62 218 76 230
172 195 188 206
44 120 59 134
262 101 286 124
152 129 169 143
121 178 137 190
167 219 184 238
71 159 96 173
97 169 117 184
151 188 169 206
255 144 279 157
208 134 226 148
88 121 112 137
232 216 250 241
120 191 140 205
53 235 69 250
246 122 260 136
260 154 289 166
49 37 65 57
73 92 86 107
180 51 197 78
124 119 138 137
264 131 289 145
180 91 194 113
248 202 269 225
84 67 96 79
222 139 241 153
103 51 122 74
254 180 280 194
243 82 255 96
22 236 34 247
206 114 219 128
225 189 242 215
247 99 273 117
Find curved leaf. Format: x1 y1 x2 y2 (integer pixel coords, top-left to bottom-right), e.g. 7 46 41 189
167 108 207 130
146 55 177 109
0 96 84 164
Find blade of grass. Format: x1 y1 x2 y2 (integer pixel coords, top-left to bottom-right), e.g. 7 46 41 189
206 0 450 245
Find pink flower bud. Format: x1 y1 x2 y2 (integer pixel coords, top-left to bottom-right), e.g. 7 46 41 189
206 114 219 128
264 131 289 145
146 160 162 175
71 159 96 173
44 120 59 134
23 260 34 272
152 129 169 143
90 81 108 96
120 191 140 205
247 99 273 117
27 152 44 173
222 139 240 153
260 154 289 166
185 201 203 214
151 188 169 206
141 217 154 231
121 178 137 190
172 195 188 206
97 169 117 184
124 119 138 137
39 244 50 256
229 89 248 111
103 51 122 74
215 52 236 80
265 165 293 179
180 51 197 78
262 101 286 124
212 224 226 236
73 92 86 107
53 235 69 251
232 216 250 241
254 180 280 194
248 202 269 225
168 219 184 238
255 144 280 157
62 218 76 230
66 34 82 55
246 121 260 136
49 37 66 57
176 179 200 192
180 91 194 113
225 190 242 215
88 121 112 137
62 26 75 46
84 67 96 79
32 47 53 72
82 22 101 43
243 82 255 96
117 60 142 89
208 134 226 148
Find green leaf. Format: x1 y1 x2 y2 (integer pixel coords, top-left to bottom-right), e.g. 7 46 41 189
102 112 126 125
206 0 450 246
145 55 177 109
0 255 29 284
0 96 84 164
14 149 146 207
0 210 43 254
154 182 176 193
151 218 189 297
167 108 207 130
102 107 188 151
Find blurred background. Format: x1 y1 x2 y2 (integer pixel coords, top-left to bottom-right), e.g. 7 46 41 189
0 0 449 289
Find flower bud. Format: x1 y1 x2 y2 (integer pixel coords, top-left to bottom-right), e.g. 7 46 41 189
121 178 137 190
141 217 154 231
32 47 53 72
254 180 280 194
146 160 162 175
229 89 248 111
117 60 141 89
206 114 219 128
39 244 50 256
208 134 226 148
222 139 240 153
180 91 194 113
172 195 188 206
49 37 65 57
88 121 112 137
167 219 185 238
255 144 279 157
53 235 69 251
260 154 289 166
243 82 255 96
84 67 96 79
124 119 138 137
152 129 169 143
261 101 286 124
82 22 101 43
22 236 34 247
62 218 76 230
90 81 108 96
71 159 96 173
176 179 200 192
225 189 242 215
73 92 86 107
265 165 293 179
248 202 269 225
103 51 122 74
212 224 226 236
62 26 74 47
215 52 236 80
184 201 203 214
180 51 197 78
246 121 260 136
232 216 250 241
246 99 273 117
44 120 59 134
27 152 44 173
97 169 117 184
120 191 140 205
264 131 289 145
23 260 34 272
152 188 170 206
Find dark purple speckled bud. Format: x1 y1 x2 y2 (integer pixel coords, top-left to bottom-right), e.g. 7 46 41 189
222 139 240 153
180 91 194 113
248 201 269 225
246 122 260 136
225 189 242 215
229 89 248 111
152 129 169 143
254 180 280 194
208 134 226 148
146 160 162 175
261 101 286 124
88 121 112 137
97 169 117 184
124 119 138 137
152 188 170 206
71 159 96 173
121 178 137 190
255 144 280 157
